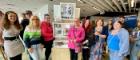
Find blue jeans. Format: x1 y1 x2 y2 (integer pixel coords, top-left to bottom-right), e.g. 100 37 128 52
29 44 42 60
109 51 124 60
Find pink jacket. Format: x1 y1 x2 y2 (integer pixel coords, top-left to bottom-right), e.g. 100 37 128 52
67 26 85 49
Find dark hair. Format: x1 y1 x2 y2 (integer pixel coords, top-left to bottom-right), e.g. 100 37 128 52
3 11 22 30
119 16 125 19
44 14 49 16
95 17 104 27
82 19 93 32
0 11 4 16
85 16 91 20
116 21 123 27
25 10 32 15
80 17 84 19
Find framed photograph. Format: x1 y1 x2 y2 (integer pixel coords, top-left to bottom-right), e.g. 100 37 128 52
54 24 62 36
60 3 76 20
54 5 61 21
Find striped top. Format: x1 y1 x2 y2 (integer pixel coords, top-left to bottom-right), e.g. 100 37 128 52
23 26 42 48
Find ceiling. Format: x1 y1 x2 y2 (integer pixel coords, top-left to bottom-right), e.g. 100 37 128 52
77 0 140 17
0 0 75 14
0 0 51 13
0 0 139 17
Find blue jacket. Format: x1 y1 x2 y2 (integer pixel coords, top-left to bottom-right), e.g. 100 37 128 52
117 28 129 56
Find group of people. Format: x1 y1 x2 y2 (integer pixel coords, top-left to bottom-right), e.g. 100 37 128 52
0 10 54 60
0 10 139 60
67 16 140 60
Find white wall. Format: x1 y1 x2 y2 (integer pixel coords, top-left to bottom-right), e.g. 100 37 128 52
35 4 48 21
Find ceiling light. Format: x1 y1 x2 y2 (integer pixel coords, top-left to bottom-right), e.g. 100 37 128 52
131 0 135 7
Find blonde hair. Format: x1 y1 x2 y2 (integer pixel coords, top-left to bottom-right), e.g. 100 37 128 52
28 15 40 29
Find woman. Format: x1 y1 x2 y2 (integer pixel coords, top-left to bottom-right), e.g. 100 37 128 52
23 16 44 60
67 18 85 60
107 19 113 32
89 18 107 60
41 14 54 60
0 11 24 60
104 19 113 53
82 16 94 60
130 20 140 60
107 21 129 60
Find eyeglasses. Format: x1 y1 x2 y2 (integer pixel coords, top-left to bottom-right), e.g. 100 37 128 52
32 19 39 20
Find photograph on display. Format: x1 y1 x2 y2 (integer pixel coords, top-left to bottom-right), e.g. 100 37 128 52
54 24 62 36
60 3 76 20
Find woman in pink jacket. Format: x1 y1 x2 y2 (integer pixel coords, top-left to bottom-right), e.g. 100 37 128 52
67 18 85 60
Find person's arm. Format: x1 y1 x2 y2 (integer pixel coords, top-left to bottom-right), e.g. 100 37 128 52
76 28 85 43
118 29 129 56
67 28 73 42
0 28 3 45
99 27 108 38
23 27 31 48
95 32 106 39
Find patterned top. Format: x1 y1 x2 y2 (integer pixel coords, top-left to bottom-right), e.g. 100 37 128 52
23 26 42 48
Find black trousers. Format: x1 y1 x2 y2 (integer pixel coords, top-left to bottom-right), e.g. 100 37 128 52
82 48 90 60
10 54 22 60
45 40 53 60
70 49 78 60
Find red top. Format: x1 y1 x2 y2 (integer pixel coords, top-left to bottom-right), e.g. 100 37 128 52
41 21 54 42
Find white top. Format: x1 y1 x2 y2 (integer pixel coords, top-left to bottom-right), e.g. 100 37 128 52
2 25 24 57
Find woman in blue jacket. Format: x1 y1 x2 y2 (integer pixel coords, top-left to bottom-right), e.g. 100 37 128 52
107 20 129 60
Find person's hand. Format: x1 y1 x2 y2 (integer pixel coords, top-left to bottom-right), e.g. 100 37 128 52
0 39 4 46
94 31 100 36
28 48 33 53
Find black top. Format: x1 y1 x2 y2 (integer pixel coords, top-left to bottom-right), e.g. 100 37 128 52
20 19 29 39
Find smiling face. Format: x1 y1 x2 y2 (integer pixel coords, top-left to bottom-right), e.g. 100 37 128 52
8 12 17 24
84 20 90 28
30 16 40 27
44 15 51 23
113 21 122 30
74 18 80 27
96 19 103 27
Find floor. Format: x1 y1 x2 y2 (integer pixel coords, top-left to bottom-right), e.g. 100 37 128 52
0 48 135 60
